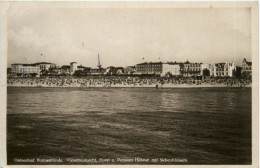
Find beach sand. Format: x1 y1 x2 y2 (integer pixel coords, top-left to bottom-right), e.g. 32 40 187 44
7 83 252 88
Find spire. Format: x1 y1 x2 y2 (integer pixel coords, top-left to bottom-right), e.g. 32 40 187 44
97 53 102 69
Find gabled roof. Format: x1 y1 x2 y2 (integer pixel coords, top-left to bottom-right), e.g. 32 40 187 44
243 58 252 66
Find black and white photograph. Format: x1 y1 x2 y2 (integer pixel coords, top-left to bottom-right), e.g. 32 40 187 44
1 1 259 167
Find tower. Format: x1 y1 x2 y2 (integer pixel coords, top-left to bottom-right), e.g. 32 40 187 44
70 62 78 75
97 54 102 70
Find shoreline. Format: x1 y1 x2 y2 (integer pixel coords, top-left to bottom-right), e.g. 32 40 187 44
7 83 252 88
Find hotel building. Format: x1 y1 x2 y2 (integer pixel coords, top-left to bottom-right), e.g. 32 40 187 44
161 63 180 76
181 61 203 77
135 62 163 75
210 62 236 77
11 63 40 77
34 62 56 74
241 58 252 77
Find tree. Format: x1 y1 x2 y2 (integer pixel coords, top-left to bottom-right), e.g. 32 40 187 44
17 73 22 77
203 69 210 76
165 72 173 77
7 68 12 74
41 69 49 75
49 67 56 74
234 66 242 77
29 73 38 77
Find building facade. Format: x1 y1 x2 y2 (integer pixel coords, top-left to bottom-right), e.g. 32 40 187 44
210 62 236 77
11 64 40 77
161 63 180 76
34 62 56 74
181 61 203 77
77 65 91 72
136 62 163 75
90 68 106 75
241 58 252 77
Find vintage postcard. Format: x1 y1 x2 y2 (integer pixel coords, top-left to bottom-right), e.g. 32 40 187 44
1 1 259 168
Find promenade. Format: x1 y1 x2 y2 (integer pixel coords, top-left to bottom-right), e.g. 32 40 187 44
7 76 251 88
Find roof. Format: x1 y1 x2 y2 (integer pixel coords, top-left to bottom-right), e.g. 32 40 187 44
77 65 87 68
243 58 252 66
34 62 55 65
23 64 39 67
167 61 180 65
12 63 39 67
136 62 163 65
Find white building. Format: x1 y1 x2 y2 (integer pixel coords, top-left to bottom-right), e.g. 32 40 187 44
34 62 56 74
70 62 78 75
161 63 180 76
210 62 236 77
11 64 40 77
182 61 203 77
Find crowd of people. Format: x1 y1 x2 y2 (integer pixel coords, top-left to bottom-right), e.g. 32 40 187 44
7 76 252 88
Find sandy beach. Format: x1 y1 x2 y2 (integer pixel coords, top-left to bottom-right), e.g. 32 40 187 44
7 83 251 88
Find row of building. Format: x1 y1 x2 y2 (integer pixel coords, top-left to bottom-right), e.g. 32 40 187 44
127 58 251 77
9 58 252 78
9 62 124 77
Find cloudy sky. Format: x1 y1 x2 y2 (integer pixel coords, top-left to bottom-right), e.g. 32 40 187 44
7 6 251 68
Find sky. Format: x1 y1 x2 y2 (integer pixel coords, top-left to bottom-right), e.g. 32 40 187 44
7 6 251 68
